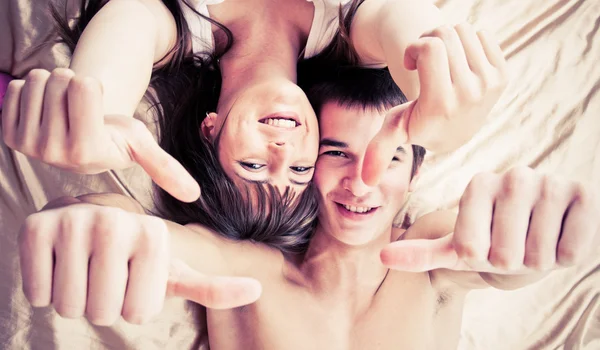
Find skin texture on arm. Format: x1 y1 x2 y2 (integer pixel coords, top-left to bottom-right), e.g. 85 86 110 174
66 192 276 277
68 0 178 116
350 0 444 100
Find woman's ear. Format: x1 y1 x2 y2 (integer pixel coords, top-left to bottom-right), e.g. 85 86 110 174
201 112 218 140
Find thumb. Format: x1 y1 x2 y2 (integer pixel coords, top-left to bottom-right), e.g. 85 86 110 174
120 118 201 203
362 103 413 186
381 234 461 272
167 259 262 309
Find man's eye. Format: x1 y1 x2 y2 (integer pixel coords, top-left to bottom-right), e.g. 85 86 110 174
323 150 347 158
290 166 314 174
240 162 266 170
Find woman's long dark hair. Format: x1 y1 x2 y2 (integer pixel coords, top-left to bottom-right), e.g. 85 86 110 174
51 0 319 253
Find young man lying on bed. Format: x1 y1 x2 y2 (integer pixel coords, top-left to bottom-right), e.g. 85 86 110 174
16 65 599 350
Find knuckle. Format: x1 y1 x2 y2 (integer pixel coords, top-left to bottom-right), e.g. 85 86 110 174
66 146 92 166
454 22 473 33
453 241 481 260
68 75 97 93
121 307 151 325
18 215 43 249
25 69 51 83
453 237 489 262
39 144 62 165
488 69 509 91
488 247 520 270
524 252 555 271
2 130 16 149
92 209 120 240
6 79 25 92
24 285 50 307
86 307 120 326
571 181 592 206
540 175 565 202
50 68 75 82
16 136 37 157
431 25 455 42
502 167 533 196
420 37 445 56
56 210 82 244
462 172 497 203
436 97 457 117
92 208 132 253
477 73 493 93
459 83 483 104
557 245 579 267
54 302 85 319
138 219 168 258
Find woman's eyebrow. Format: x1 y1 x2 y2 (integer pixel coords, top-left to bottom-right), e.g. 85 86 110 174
235 172 309 187
234 172 269 185
290 179 310 186
320 138 348 148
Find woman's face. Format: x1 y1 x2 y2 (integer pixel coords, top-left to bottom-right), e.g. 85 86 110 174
203 78 319 194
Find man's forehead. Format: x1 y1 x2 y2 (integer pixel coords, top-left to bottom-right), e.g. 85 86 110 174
318 102 386 136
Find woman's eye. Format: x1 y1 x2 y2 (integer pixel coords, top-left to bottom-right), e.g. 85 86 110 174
322 150 347 158
240 162 265 171
290 166 314 174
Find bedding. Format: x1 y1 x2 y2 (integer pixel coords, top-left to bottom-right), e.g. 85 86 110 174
0 0 598 348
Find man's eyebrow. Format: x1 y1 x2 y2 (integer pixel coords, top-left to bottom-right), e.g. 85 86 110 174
396 146 407 154
320 138 348 148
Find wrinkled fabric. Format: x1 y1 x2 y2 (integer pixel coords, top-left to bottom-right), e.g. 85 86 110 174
0 0 598 349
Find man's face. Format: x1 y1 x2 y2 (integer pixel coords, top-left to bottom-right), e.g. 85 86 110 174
314 102 416 246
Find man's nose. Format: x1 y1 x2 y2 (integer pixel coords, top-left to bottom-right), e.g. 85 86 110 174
342 162 372 197
342 177 372 197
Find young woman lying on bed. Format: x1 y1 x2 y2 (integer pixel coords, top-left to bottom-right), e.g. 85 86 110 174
16 64 599 349
1 0 508 254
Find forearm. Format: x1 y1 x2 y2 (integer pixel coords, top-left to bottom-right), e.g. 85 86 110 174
69 0 177 116
351 0 444 100
48 193 247 277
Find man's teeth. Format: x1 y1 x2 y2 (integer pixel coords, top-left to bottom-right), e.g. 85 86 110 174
343 204 373 213
265 118 297 128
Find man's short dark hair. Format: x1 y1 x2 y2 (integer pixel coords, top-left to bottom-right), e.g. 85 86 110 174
297 63 426 177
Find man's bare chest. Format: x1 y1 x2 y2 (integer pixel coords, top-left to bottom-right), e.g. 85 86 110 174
206 272 459 350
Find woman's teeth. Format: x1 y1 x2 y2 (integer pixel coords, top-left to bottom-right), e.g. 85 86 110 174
265 118 297 128
343 205 373 213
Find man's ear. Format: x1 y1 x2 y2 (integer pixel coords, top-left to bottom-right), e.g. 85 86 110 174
201 112 218 140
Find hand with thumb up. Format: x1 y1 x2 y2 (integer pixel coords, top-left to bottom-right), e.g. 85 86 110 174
19 200 260 326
